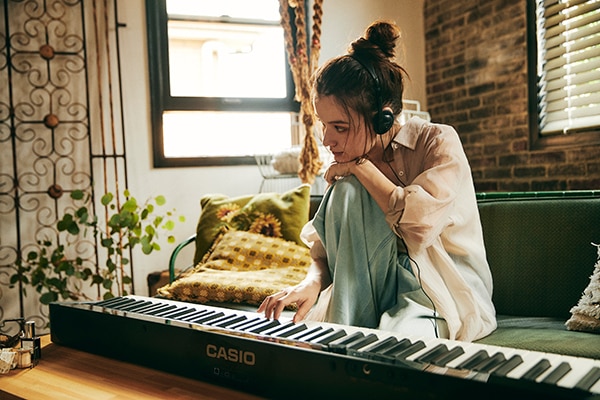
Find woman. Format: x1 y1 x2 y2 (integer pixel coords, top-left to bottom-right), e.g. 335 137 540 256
258 20 496 342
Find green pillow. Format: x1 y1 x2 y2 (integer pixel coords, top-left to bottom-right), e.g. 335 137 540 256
193 184 311 264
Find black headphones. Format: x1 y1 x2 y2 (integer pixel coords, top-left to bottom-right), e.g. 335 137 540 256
350 53 395 135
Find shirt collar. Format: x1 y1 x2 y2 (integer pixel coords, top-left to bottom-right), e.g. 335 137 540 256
392 116 427 150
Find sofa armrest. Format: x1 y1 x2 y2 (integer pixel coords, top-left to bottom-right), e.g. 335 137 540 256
169 234 196 283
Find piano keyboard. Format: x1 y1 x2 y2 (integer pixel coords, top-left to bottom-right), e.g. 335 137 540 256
49 295 600 399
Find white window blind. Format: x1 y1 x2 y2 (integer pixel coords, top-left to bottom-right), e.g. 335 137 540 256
535 0 600 135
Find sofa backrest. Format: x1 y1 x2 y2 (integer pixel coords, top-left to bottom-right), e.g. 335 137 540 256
477 191 600 319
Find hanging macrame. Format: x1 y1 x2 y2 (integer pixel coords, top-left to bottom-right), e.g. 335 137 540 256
279 0 324 184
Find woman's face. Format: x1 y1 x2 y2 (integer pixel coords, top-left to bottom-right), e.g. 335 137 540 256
314 95 375 163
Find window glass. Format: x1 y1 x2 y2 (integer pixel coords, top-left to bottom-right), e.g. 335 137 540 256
167 18 287 98
162 111 294 158
147 0 297 166
534 0 600 136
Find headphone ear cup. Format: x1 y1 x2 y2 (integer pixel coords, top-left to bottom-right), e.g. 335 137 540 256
374 109 395 135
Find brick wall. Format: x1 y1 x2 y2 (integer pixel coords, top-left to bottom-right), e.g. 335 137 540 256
423 0 600 192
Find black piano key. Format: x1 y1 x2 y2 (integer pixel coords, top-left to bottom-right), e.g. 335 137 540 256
118 300 152 312
229 317 263 330
95 297 136 308
159 307 192 319
302 327 334 342
346 333 379 351
456 349 490 370
382 338 413 356
393 340 427 360
241 319 278 332
145 304 178 316
472 352 506 373
249 319 281 334
161 308 196 320
315 329 348 345
363 336 399 355
215 315 248 328
238 318 278 333
429 345 465 367
205 314 241 326
273 323 308 338
491 354 524 377
326 331 361 346
521 359 552 381
130 302 171 314
415 344 449 364
368 338 413 363
574 366 600 392
191 311 225 324
262 321 295 336
327 331 370 353
153 305 180 317
541 361 572 385
289 326 324 341
178 309 211 322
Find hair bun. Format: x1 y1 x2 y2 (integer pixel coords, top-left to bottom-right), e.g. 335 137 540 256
350 20 400 60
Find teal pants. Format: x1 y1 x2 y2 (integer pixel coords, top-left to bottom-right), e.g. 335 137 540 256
313 176 444 337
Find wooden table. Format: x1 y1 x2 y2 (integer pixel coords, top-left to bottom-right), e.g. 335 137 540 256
0 335 263 399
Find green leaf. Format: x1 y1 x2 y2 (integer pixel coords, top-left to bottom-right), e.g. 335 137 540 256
123 198 137 213
101 193 114 206
141 236 153 255
167 235 176 244
75 207 89 224
106 259 117 272
145 225 156 236
164 220 175 230
102 279 113 289
179 215 186 222
71 190 85 200
103 292 115 300
155 195 166 206
122 276 133 284
40 291 58 305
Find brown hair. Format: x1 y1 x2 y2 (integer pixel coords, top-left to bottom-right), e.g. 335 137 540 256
312 20 407 135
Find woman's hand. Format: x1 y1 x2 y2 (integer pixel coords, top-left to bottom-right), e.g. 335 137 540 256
257 278 322 323
323 161 355 185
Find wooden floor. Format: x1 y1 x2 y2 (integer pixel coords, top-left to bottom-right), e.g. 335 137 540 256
0 335 264 400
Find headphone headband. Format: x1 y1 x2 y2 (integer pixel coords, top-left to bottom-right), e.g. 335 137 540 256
350 53 394 135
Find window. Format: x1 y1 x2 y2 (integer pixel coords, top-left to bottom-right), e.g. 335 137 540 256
528 0 600 148
146 0 299 167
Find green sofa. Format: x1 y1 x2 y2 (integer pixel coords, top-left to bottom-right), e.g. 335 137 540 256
471 191 600 359
166 190 600 359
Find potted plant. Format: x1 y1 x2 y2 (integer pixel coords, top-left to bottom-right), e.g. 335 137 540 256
10 189 184 305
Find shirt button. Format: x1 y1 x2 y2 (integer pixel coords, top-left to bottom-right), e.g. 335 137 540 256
392 143 399 149
399 171 404 176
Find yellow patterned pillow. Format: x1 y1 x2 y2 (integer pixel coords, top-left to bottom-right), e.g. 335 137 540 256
157 230 311 307
192 184 311 265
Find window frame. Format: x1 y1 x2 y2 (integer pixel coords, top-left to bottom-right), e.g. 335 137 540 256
145 0 299 167
527 0 600 150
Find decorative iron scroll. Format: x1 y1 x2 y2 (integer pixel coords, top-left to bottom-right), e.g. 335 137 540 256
0 0 128 333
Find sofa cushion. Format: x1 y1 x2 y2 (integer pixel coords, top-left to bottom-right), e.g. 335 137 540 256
475 315 600 359
192 184 311 264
